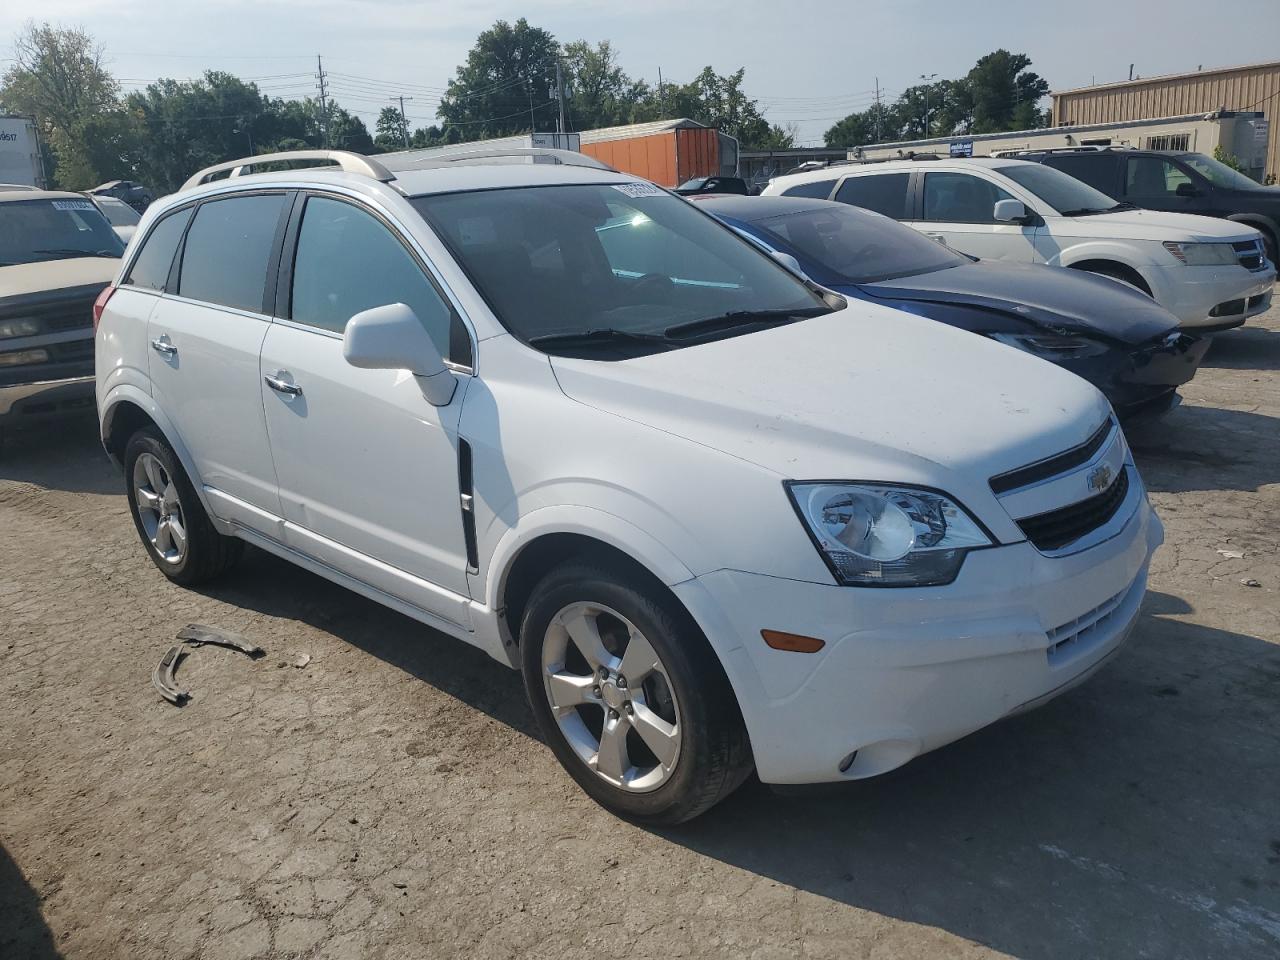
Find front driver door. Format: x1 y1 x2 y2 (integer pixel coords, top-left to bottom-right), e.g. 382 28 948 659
259 193 475 626
908 170 1039 262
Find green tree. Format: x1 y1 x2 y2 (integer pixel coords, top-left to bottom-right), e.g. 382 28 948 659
0 22 131 188
438 18 561 138
824 102 896 147
375 105 409 150
965 50 1049 132
562 39 633 129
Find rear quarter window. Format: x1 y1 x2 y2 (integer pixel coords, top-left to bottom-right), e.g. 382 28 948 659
124 208 193 291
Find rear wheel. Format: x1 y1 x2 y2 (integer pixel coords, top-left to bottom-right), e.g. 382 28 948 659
124 428 243 585
519 557 752 824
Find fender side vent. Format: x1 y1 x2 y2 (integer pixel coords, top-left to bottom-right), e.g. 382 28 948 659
458 438 479 572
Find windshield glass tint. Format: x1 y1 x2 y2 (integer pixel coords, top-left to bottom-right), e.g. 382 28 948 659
0 199 125 265
1180 153 1260 190
413 184 825 351
97 198 140 226
749 205 966 284
996 163 1118 214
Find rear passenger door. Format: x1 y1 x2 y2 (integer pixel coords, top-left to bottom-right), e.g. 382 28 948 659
907 170 1038 261
147 192 289 535
259 193 474 625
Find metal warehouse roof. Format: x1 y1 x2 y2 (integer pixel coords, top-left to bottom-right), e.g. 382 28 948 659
578 118 712 143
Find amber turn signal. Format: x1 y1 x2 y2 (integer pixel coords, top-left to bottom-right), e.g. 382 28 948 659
760 629 825 653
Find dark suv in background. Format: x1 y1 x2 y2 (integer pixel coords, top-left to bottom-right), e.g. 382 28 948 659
1011 148 1280 265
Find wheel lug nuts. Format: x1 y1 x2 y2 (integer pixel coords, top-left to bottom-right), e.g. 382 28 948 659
608 709 619 721
592 686 600 697
616 675 627 688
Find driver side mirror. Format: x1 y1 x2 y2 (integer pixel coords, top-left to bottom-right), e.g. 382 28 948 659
1175 181 1200 198
993 199 1030 223
343 302 456 407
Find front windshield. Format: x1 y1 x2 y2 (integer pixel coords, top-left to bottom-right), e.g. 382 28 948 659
996 163 1120 215
745 203 968 285
0 198 125 265
1179 153 1261 191
677 178 708 190
413 183 828 356
96 197 141 227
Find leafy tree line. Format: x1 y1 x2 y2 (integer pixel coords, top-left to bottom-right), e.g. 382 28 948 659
824 50 1051 148
1 19 793 191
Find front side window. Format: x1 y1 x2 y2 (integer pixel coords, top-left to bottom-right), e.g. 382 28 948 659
124 207 193 291
995 163 1119 215
922 172 1015 223
780 178 837 199
413 183 827 357
1179 153 1259 190
835 173 910 219
750 204 967 285
0 198 125 266
178 194 286 313
1125 156 1193 197
289 196 468 365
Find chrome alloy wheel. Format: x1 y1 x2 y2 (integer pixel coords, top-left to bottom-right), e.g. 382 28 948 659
132 452 187 565
542 602 682 792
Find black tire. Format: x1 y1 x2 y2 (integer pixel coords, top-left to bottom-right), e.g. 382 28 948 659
124 427 243 585
1261 228 1277 271
519 556 753 824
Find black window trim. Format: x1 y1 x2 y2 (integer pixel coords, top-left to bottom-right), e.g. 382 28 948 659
277 189 476 373
166 188 294 317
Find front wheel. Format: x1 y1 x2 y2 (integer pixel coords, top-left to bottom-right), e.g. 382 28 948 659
520 558 752 824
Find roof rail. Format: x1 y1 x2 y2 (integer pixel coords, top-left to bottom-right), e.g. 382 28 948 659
993 145 1137 158
382 147 615 172
181 150 395 192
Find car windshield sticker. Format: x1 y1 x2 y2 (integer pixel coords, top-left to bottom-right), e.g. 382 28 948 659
612 182 666 199
52 200 97 211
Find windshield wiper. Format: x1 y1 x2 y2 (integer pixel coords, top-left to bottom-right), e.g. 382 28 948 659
664 307 828 340
31 248 119 259
528 328 673 350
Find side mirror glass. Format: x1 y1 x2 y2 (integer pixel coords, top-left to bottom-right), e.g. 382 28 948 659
1175 181 1200 198
343 302 456 407
993 199 1028 223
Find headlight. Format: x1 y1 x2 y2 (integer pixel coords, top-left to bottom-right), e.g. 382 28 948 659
988 332 1109 359
787 482 992 587
0 348 50 367
1162 241 1238 266
0 317 41 339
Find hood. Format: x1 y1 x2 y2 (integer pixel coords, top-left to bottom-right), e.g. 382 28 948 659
857 260 1178 344
1048 207 1262 242
0 257 118 300
549 303 1111 488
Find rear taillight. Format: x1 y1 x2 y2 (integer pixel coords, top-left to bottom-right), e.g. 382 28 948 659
92 284 116 331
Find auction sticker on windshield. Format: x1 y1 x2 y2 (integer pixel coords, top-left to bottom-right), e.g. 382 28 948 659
52 200 97 211
612 183 666 199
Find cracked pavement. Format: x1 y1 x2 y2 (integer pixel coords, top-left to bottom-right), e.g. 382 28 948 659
1 307 1278 959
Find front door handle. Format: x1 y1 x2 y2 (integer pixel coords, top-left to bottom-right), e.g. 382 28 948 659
264 372 303 397
150 335 177 358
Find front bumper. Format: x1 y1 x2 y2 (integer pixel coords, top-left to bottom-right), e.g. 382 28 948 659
1146 262 1275 328
0 375 96 424
1066 332 1210 420
674 492 1163 784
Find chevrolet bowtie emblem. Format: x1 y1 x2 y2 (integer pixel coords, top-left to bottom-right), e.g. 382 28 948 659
1088 464 1114 493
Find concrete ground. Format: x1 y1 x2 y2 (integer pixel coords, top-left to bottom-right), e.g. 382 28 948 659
1 308 1278 960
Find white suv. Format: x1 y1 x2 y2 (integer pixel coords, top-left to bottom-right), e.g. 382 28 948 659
96 149 1162 822
765 157 1276 331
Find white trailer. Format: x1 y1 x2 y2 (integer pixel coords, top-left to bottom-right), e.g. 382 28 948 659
0 116 46 188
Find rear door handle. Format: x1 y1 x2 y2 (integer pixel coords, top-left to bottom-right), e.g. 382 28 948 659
264 372 302 396
150 335 177 357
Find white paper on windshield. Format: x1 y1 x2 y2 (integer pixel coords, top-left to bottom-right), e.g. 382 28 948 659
52 200 97 211
611 183 665 199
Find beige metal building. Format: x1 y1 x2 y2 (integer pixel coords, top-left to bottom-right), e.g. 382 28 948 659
1052 61 1280 181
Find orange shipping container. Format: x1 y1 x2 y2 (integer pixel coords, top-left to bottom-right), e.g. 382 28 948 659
579 119 728 187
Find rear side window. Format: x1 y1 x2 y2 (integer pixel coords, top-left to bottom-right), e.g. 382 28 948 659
125 208 193 291
835 173 910 219
780 178 836 199
289 196 470 366
178 194 286 313
1039 155 1118 194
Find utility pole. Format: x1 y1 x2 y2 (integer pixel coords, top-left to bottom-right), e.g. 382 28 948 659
920 73 938 138
658 66 665 116
391 95 414 147
315 54 330 148
874 77 882 142
555 59 567 135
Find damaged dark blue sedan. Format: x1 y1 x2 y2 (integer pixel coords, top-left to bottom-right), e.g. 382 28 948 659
696 195 1208 419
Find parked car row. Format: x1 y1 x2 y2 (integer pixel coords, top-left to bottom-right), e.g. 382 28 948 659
3 145 1272 824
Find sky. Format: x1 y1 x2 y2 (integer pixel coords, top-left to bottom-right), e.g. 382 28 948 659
4 0 1280 146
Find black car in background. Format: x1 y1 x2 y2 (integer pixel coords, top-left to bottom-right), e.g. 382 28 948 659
89 180 154 214
1011 148 1279 265
674 176 753 196
697 194 1209 420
